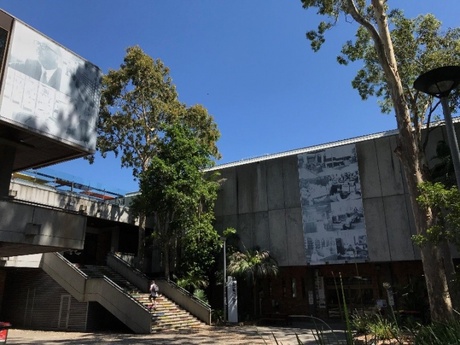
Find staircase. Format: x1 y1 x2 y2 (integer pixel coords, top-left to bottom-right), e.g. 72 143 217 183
81 265 205 332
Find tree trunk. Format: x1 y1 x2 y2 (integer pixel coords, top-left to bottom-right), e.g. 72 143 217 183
252 281 258 317
419 244 454 321
438 240 460 312
137 213 146 271
163 242 170 280
397 127 455 321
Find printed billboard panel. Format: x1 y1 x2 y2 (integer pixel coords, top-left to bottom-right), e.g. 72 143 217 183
297 144 369 265
0 20 102 152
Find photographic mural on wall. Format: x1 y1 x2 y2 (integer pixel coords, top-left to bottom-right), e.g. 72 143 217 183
297 144 369 265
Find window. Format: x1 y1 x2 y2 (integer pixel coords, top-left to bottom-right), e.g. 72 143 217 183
291 278 297 298
301 278 307 299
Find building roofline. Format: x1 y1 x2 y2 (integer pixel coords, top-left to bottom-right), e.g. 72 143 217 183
207 128 399 171
208 116 460 171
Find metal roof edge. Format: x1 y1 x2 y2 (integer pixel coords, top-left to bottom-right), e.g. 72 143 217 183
206 128 399 171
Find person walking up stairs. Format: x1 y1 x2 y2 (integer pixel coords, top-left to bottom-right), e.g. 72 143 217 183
149 280 159 311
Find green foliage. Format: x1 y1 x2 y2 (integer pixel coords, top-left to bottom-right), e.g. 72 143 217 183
414 318 460 344
351 310 372 334
134 119 221 279
223 227 236 238
368 314 401 341
299 0 460 321
192 289 208 304
227 249 279 284
351 311 402 341
301 1 460 118
176 274 209 303
176 272 209 292
227 248 278 316
416 181 460 247
97 45 180 176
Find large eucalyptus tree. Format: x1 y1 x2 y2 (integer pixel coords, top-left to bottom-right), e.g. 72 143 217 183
97 46 220 270
300 0 460 321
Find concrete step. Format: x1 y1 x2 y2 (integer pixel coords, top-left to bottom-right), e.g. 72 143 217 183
79 264 206 332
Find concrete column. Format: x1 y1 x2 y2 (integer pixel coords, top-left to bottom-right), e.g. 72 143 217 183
110 226 120 252
0 144 15 197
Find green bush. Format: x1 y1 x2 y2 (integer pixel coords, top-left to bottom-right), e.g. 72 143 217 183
193 288 208 303
351 310 372 334
367 314 400 340
414 319 460 344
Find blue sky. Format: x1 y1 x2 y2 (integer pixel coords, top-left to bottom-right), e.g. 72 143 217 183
1 1 459 194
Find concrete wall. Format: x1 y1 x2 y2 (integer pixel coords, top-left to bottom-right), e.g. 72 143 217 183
214 126 453 267
0 199 86 255
2 253 42 267
42 252 152 333
2 269 90 331
214 155 305 266
9 179 135 224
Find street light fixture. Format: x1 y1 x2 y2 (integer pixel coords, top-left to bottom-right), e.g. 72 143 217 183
414 66 460 187
220 236 227 324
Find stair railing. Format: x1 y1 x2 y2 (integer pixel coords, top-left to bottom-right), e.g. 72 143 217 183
85 274 152 333
107 252 150 292
42 252 152 333
156 278 212 325
41 252 88 301
107 252 212 325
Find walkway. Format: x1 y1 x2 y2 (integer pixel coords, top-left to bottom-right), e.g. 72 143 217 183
6 324 347 344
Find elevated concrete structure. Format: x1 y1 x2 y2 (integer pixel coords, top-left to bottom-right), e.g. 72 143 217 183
0 198 86 256
0 175 135 258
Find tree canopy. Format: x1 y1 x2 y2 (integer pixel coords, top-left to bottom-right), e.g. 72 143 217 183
97 46 220 269
132 115 221 280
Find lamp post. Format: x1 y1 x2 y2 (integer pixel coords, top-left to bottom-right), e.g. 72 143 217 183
414 66 460 188
220 236 227 323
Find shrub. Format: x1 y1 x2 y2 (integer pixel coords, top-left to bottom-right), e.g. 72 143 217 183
351 310 372 334
414 318 460 344
193 288 208 303
367 314 400 340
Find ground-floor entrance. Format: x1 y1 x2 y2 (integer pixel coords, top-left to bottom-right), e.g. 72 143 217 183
254 261 428 322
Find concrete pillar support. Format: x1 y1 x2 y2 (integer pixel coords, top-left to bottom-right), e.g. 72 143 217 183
0 144 16 197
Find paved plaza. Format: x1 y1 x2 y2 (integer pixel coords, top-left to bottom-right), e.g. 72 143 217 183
5 324 346 345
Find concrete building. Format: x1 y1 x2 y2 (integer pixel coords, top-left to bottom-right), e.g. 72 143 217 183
211 123 459 321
